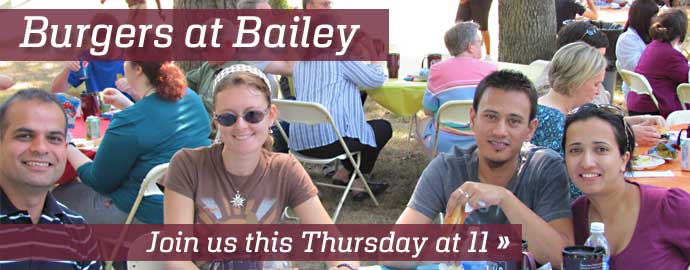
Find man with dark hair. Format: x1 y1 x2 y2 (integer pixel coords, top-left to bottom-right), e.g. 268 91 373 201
393 71 573 267
0 89 101 270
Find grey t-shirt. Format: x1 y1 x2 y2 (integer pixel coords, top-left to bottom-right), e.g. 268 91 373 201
408 144 571 224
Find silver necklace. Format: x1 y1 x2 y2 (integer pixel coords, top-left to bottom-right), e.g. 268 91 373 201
228 178 246 208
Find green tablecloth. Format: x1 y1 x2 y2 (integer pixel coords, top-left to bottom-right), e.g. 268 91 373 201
365 62 543 117
366 79 427 116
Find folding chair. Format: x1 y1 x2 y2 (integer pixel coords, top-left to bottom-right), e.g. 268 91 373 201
617 68 660 111
677 83 690 110
126 234 166 270
666 110 690 126
528 59 550 74
272 99 379 223
104 163 168 270
432 100 473 156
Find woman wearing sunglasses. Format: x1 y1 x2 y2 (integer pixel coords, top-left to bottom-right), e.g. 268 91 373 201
53 61 211 224
563 103 690 269
532 42 665 200
163 65 357 270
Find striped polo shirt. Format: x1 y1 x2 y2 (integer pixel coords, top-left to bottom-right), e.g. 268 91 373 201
290 61 387 151
0 188 102 270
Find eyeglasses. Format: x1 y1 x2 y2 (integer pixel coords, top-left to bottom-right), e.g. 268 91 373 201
214 108 269 127
580 26 599 40
569 103 633 152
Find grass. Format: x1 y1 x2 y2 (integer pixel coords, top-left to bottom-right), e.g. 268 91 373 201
0 61 626 269
0 61 430 226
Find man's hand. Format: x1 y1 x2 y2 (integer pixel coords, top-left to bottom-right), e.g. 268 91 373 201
445 182 509 219
632 125 661 146
65 61 81 72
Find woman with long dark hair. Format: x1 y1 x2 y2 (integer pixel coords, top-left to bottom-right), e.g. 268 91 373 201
563 103 690 269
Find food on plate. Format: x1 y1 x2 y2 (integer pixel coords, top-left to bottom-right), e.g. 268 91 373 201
657 126 670 140
632 155 665 170
649 143 677 160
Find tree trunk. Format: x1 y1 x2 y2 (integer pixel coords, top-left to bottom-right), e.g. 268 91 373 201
173 0 239 71
173 0 239 9
498 0 557 64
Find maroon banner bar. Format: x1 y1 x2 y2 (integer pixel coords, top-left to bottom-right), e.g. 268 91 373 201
0 224 521 261
0 9 389 61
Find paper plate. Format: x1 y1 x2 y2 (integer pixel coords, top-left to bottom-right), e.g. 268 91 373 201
632 155 665 170
72 138 96 150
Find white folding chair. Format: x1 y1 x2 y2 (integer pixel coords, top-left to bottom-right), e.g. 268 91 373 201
667 110 690 126
105 163 168 270
676 83 690 110
618 68 660 111
272 99 379 223
528 59 550 74
432 100 473 156
126 233 166 270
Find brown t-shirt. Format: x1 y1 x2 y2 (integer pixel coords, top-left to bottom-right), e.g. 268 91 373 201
165 144 318 224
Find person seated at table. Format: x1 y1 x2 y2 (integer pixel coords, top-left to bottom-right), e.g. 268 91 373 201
616 0 659 99
0 88 101 270
164 64 358 270
416 21 496 155
50 13 127 97
290 58 391 201
556 0 598 32
536 21 611 104
390 70 573 268
563 103 690 269
52 60 211 224
631 8 689 117
533 42 608 157
533 42 665 200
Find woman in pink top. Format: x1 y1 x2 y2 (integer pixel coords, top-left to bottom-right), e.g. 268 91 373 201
563 103 690 269
630 8 689 117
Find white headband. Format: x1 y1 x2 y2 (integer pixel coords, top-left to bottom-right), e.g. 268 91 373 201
213 64 271 93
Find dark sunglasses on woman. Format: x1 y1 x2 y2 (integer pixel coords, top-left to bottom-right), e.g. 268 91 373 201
214 108 269 127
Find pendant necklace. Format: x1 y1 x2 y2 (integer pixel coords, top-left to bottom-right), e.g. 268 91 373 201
228 178 246 208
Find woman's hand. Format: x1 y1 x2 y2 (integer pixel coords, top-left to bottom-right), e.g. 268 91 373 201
102 88 133 109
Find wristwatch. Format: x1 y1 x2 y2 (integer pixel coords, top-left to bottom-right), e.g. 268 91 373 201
337 263 357 270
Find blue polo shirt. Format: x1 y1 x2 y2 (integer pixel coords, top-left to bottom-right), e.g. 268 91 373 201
0 188 102 270
68 60 124 93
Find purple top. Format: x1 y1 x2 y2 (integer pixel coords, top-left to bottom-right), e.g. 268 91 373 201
572 182 690 270
631 40 689 117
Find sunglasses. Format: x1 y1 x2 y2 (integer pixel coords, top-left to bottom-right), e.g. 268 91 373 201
569 103 633 151
214 108 269 127
580 26 599 40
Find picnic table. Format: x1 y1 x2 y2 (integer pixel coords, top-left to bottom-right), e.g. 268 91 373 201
627 124 690 193
598 7 630 25
366 79 427 117
56 115 111 185
367 62 545 117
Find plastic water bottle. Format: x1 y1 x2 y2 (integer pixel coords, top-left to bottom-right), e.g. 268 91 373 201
585 222 610 270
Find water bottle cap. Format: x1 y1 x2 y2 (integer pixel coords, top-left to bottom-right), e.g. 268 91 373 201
590 222 605 233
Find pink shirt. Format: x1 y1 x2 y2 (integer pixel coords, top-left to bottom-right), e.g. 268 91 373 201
572 182 690 270
631 40 689 117
426 56 497 95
